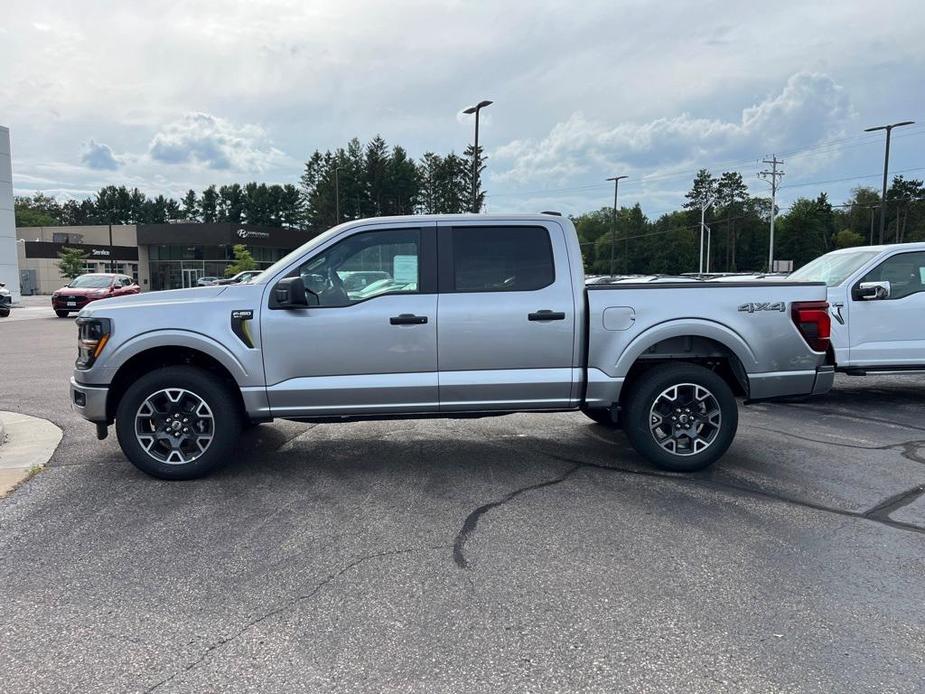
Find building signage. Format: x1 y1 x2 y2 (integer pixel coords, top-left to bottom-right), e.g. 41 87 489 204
236 229 271 240
23 241 138 262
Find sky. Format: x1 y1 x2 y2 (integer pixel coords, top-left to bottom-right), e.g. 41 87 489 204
2 0 923 219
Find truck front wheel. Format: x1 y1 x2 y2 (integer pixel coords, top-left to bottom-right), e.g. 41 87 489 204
115 366 241 480
623 363 738 472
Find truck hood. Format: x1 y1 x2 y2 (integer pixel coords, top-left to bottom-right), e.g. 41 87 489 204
78 286 230 315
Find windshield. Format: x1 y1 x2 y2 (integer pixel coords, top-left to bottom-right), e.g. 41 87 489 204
250 222 352 282
789 250 881 287
68 275 112 288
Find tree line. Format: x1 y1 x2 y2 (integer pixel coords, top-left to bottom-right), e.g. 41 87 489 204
574 171 924 275
13 135 923 273
14 135 484 233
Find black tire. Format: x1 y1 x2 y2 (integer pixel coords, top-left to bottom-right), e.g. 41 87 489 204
55 310 70 318
623 363 738 472
115 365 241 480
0 309 9 318
582 407 619 427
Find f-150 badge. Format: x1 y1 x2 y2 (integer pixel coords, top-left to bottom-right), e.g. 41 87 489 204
738 302 786 313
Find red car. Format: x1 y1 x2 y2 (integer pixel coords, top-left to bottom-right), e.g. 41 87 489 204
52 273 140 318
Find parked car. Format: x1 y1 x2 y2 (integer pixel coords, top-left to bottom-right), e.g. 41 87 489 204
0 282 10 317
52 273 140 317
789 242 925 374
196 276 221 287
69 214 833 480
212 270 263 286
338 270 391 292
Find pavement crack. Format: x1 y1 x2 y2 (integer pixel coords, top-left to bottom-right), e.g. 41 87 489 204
863 484 925 522
775 402 925 434
144 543 449 693
453 465 581 570
750 424 925 465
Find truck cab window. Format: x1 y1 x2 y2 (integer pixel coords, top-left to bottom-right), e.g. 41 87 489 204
298 228 421 307
451 226 554 292
860 251 925 300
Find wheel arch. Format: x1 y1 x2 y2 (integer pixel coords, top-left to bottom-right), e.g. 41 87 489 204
106 343 246 422
615 321 755 404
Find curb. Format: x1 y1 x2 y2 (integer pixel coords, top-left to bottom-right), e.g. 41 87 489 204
0 412 63 498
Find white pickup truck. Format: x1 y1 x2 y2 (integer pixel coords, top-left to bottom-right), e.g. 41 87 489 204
789 242 925 374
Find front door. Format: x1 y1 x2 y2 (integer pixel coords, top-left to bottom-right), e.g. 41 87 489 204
848 250 925 367
436 221 577 410
182 268 203 288
261 225 439 417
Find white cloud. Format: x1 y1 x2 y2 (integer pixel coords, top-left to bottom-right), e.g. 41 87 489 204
147 112 286 171
492 73 854 185
80 139 120 170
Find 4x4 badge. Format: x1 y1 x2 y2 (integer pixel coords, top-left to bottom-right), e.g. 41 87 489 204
738 302 786 313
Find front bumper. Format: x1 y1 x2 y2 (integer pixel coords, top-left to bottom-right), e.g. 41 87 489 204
70 377 109 423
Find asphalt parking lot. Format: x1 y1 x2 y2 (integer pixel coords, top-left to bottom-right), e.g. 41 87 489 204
1 302 924 693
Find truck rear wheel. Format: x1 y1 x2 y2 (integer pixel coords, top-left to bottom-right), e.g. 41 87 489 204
623 363 737 472
115 366 241 480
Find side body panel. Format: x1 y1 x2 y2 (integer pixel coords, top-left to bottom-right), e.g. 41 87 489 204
584 282 829 405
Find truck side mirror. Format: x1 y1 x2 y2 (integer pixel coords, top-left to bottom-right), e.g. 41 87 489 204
273 276 318 308
855 281 891 301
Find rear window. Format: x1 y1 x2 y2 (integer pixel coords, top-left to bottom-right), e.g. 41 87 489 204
451 226 554 292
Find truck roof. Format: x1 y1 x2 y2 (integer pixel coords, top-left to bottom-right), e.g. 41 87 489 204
825 241 925 254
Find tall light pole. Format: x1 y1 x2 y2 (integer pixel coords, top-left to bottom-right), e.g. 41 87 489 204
462 100 492 213
606 175 628 277
698 197 715 275
864 120 914 244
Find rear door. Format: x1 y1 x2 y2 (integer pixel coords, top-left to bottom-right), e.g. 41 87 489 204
848 250 925 367
436 221 577 411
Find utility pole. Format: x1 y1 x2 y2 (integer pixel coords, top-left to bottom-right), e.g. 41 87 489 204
758 155 784 271
462 100 493 213
698 197 715 275
108 222 115 273
606 175 627 277
334 166 340 224
864 121 914 244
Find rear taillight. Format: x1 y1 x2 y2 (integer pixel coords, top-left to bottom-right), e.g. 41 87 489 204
791 301 830 353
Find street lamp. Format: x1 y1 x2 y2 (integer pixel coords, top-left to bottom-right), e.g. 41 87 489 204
864 120 914 244
462 100 493 213
606 176 628 276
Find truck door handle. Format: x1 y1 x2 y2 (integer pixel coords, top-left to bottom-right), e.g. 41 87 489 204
528 310 566 321
390 314 428 325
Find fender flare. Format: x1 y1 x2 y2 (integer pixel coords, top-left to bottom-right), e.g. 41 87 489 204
612 319 758 380
104 329 249 383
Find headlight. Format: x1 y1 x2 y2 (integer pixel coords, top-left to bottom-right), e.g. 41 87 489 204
75 317 112 369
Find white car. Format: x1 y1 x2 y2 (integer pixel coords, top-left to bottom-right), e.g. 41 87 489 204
790 242 925 373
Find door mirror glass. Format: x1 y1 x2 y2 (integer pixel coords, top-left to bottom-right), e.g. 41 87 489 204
273 276 317 308
856 281 891 301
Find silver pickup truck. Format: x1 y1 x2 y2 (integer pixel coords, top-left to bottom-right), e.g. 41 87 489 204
70 214 834 479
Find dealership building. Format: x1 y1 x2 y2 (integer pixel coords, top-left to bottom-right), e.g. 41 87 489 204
16 222 309 294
